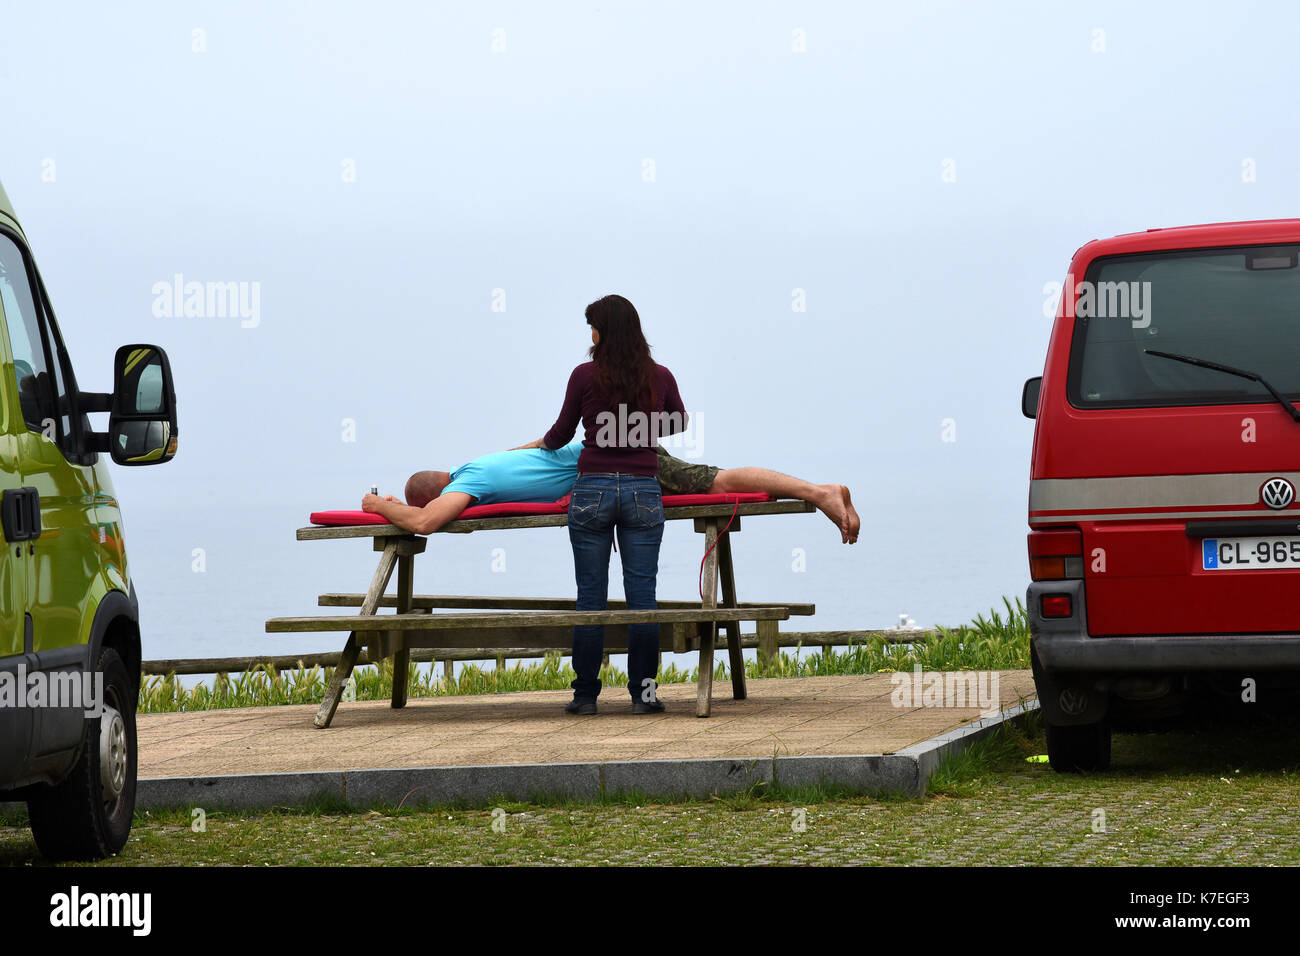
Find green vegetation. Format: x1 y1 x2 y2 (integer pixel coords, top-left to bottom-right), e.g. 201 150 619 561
756 597 1030 678
926 712 1038 798
6 708 1300 866
138 598 1031 713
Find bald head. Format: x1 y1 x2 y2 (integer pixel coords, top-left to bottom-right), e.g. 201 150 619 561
405 470 452 508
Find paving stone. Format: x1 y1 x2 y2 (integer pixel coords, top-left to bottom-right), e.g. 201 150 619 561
131 674 1037 809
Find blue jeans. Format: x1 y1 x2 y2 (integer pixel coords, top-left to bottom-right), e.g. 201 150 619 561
567 473 665 701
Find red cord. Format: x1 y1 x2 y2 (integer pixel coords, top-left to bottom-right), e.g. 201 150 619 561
698 499 740 600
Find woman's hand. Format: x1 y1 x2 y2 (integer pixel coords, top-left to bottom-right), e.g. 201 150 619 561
508 438 545 451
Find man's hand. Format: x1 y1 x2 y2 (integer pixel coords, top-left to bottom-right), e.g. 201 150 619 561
508 438 545 451
360 491 474 535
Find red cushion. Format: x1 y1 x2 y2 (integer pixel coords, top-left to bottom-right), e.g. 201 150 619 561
309 500 569 526
309 510 390 526
309 492 775 527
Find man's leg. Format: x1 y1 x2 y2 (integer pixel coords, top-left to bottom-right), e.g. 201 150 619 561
656 444 859 543
710 467 860 543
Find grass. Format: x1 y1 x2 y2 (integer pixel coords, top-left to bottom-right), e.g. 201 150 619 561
6 598 1294 866
6 706 1300 866
926 711 1040 798
137 597 1031 713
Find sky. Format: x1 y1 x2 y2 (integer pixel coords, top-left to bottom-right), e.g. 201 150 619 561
2 0 1298 661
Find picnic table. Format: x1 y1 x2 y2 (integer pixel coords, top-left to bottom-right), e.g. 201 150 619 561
266 497 816 727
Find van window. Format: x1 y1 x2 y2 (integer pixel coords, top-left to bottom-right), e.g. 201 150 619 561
0 234 74 453
1068 244 1300 408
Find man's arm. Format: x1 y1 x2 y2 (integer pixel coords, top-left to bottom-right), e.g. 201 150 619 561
362 491 474 535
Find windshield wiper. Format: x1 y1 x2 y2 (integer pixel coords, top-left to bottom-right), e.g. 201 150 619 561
1144 349 1300 422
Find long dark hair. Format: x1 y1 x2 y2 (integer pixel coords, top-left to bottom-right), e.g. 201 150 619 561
586 294 656 408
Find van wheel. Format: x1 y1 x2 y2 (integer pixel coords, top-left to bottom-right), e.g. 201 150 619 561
1045 720 1111 773
26 648 137 860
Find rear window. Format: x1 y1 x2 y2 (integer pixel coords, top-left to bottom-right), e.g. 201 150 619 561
1068 243 1300 408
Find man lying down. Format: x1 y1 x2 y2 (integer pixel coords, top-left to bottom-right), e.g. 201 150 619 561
360 440 860 543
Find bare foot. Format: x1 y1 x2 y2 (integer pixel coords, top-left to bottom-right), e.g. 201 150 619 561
813 485 851 543
839 485 860 544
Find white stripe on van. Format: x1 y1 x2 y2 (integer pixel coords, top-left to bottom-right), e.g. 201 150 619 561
1029 509 1300 525
1029 472 1300 513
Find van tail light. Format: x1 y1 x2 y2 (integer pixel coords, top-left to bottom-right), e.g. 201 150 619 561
1041 594 1073 618
1028 529 1084 581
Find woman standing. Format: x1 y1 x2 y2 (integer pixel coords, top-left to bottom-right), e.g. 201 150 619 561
524 295 687 714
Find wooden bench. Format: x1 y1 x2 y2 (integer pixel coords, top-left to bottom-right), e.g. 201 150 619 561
267 605 801 726
269 498 817 727
315 594 813 660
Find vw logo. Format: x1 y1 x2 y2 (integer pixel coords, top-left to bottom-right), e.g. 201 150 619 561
1261 477 1296 510
1058 689 1089 717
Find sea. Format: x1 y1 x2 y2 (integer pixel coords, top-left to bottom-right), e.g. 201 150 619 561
121 473 1031 683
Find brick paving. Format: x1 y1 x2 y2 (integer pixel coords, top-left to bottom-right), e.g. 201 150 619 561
138 672 1037 778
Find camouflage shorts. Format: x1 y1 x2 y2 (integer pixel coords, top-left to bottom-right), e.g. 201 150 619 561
655 445 719 494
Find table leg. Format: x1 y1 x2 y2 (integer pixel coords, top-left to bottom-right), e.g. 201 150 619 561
314 539 399 729
756 619 779 670
391 550 414 709
697 518 720 718
314 633 362 729
718 530 746 701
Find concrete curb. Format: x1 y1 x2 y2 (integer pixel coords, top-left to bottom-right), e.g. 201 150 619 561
897 697 1040 787
134 699 1040 811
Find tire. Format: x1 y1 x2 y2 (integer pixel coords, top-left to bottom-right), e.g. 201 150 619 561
1045 720 1112 773
26 647 137 860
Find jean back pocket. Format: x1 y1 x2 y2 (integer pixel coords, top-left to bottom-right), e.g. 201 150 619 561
629 490 665 529
569 489 605 529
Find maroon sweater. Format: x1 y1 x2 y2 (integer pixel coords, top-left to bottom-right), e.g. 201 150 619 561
542 362 687 476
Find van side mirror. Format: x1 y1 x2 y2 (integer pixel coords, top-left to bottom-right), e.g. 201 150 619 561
1021 377 1042 419
108 345 178 465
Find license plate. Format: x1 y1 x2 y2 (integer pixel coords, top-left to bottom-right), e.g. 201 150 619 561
1202 536 1300 570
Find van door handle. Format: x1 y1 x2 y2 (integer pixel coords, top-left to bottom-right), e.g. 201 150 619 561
1 487 41 542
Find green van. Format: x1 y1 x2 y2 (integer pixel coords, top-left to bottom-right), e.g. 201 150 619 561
0 177 177 859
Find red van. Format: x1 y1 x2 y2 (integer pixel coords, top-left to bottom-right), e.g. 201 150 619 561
1024 219 1300 771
